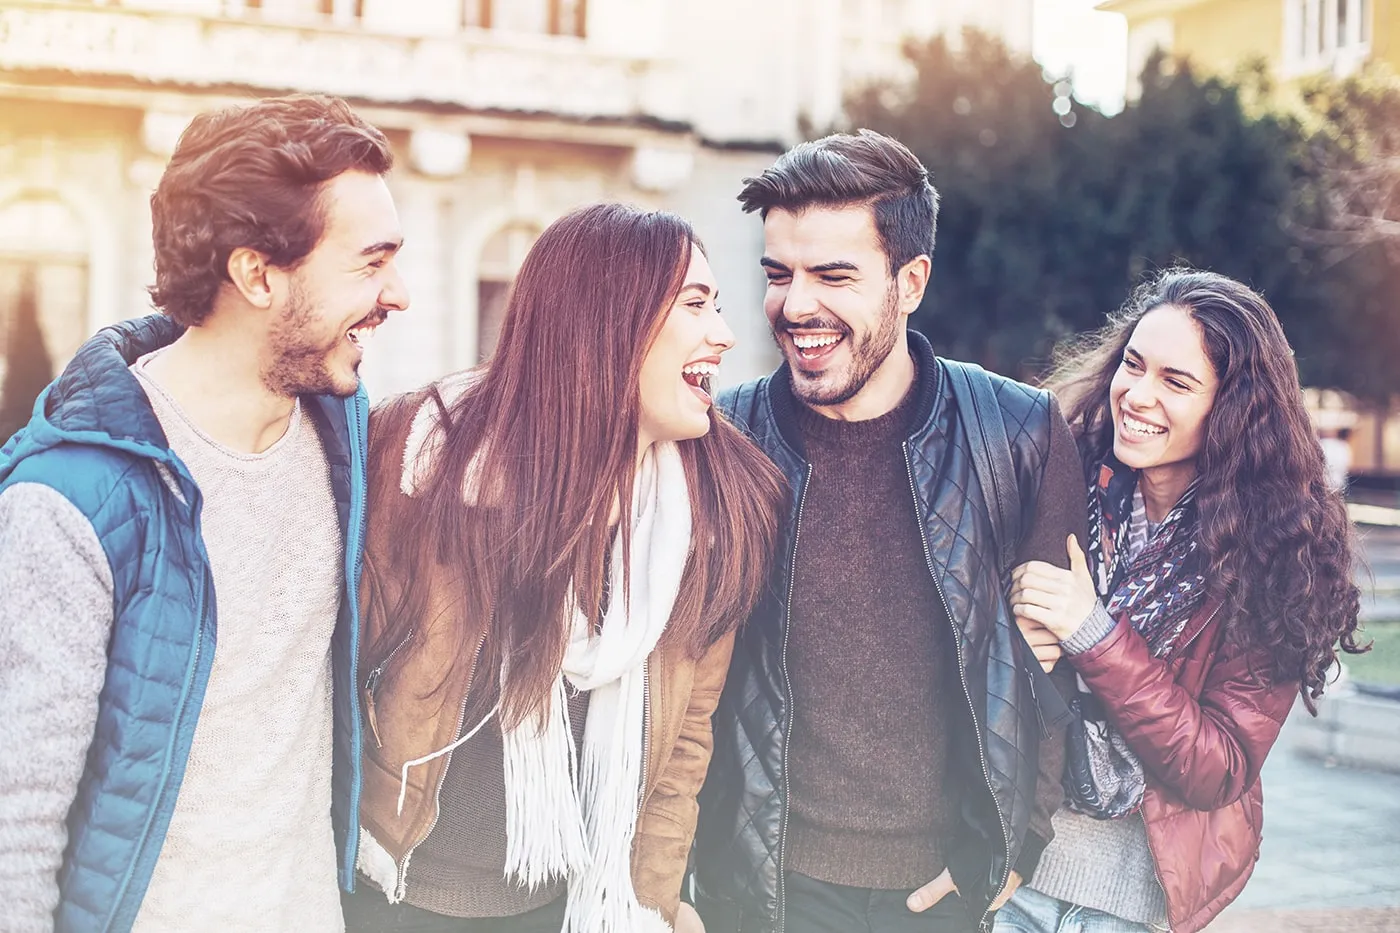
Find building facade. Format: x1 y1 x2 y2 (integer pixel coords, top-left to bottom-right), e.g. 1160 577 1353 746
0 0 1033 403
1101 0 1400 98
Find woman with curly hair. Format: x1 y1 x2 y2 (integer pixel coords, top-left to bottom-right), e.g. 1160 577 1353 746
995 269 1364 933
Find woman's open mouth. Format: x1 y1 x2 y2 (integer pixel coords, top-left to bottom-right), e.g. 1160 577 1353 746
682 360 718 405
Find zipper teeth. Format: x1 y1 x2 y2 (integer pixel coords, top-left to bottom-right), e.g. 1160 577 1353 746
639 662 651 810
395 635 486 899
776 463 811 933
903 443 1009 931
366 628 415 693
346 392 370 883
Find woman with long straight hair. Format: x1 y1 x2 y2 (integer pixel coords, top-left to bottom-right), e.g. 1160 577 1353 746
343 203 786 933
995 269 1364 933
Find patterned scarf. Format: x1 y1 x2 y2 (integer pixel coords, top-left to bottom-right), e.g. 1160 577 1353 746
1087 457 1207 656
1066 455 1207 819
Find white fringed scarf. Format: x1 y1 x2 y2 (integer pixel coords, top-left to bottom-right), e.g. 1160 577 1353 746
391 439 690 932
503 441 690 932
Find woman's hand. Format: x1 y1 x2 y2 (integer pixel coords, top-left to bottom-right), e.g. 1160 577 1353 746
676 901 706 933
1009 535 1099 642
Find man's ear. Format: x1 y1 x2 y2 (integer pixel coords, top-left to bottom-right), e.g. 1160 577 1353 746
895 254 931 317
227 247 274 309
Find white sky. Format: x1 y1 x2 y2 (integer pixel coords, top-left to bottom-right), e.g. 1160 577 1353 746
1033 0 1130 114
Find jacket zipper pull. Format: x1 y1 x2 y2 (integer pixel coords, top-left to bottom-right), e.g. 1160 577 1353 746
365 665 386 748
1025 667 1050 740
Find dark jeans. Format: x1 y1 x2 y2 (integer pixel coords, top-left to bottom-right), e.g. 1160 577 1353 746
341 883 565 933
704 872 976 933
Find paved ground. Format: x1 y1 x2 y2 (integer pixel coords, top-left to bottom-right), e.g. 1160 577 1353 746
1203 521 1400 932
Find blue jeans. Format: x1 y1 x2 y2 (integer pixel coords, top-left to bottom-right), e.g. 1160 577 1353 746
994 887 1157 933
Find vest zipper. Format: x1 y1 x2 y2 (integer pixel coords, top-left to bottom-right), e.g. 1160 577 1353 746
903 443 1010 933
775 463 812 933
392 635 485 902
345 391 371 885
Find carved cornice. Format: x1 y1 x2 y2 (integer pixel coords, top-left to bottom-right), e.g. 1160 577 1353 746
0 2 688 125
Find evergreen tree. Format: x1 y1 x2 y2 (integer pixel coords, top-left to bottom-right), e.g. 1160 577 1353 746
0 271 54 445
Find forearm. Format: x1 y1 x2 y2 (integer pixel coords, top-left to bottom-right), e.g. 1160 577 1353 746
0 484 114 931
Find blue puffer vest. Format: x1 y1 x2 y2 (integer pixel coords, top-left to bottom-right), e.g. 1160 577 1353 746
0 314 368 932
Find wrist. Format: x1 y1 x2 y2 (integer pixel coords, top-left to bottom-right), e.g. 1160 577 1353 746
1061 602 1116 655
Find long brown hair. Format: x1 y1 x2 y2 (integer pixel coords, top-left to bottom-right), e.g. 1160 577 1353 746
369 203 785 729
1046 268 1364 712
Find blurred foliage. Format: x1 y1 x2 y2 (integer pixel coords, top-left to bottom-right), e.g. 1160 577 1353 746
841 31 1400 401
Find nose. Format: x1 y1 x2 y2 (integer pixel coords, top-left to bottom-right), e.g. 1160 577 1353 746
378 263 410 313
781 277 821 323
1122 376 1156 411
708 309 736 354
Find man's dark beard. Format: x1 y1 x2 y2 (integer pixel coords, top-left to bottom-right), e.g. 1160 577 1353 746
780 287 902 408
263 286 365 399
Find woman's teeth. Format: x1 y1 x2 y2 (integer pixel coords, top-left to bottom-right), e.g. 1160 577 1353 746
682 361 719 379
1122 414 1166 437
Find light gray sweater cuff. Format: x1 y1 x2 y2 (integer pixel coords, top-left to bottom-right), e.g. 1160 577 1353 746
0 482 114 933
1062 602 1117 656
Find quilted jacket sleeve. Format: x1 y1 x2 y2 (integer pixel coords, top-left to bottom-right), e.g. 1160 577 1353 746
1069 617 1298 811
0 484 114 933
633 632 736 926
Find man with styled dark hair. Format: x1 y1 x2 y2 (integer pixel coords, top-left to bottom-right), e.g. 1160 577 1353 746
693 130 1086 933
0 94 408 932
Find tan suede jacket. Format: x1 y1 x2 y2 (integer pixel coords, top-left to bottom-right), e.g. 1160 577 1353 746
354 384 733 927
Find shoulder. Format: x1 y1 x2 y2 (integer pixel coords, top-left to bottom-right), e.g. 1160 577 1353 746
4 444 167 527
715 375 774 433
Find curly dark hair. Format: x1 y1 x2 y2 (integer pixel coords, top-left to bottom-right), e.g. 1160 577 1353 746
1046 268 1365 713
148 94 393 326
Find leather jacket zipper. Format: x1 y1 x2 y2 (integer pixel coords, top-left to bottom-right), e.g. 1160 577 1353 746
776 464 813 933
903 443 1010 933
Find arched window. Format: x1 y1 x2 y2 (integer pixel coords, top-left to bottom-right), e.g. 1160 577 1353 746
0 195 89 439
476 222 539 362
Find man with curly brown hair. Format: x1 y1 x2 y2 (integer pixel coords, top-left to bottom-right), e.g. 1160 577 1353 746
0 94 408 933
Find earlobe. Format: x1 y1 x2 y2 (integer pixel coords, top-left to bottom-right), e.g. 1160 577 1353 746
227 247 275 309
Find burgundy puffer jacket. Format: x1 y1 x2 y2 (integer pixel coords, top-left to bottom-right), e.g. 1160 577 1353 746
1069 601 1299 933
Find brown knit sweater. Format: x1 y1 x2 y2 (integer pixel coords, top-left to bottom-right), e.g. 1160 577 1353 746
405 690 587 917
784 373 1087 890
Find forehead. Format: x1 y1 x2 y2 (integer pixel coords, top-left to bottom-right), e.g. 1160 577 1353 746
682 245 716 286
762 204 883 263
316 169 400 250
1130 305 1214 375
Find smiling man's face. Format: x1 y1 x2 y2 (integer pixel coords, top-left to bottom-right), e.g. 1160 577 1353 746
262 169 409 398
760 204 911 414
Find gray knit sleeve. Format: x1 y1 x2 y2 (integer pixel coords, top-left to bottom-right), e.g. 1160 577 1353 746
0 483 114 933
1062 601 1117 656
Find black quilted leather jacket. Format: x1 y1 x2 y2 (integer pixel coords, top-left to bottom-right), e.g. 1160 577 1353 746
695 332 1056 933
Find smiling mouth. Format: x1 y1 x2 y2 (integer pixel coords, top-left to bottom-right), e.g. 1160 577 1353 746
1121 413 1167 438
787 330 845 364
682 360 718 405
346 310 386 350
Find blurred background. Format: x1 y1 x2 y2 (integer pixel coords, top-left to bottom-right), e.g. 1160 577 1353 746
1 1 1399 929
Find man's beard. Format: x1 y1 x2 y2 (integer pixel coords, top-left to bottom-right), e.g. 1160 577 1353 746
263 284 359 399
779 286 902 408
